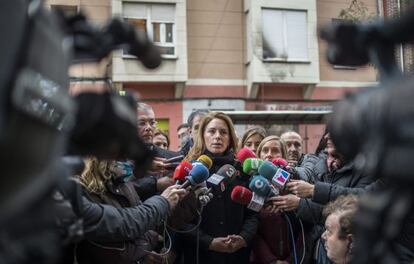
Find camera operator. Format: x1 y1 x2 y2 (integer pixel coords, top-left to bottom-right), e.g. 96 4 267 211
285 133 377 264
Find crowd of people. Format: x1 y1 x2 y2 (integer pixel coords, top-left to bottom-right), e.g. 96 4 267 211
67 102 414 264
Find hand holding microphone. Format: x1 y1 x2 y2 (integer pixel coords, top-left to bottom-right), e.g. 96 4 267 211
286 179 314 198
161 184 188 209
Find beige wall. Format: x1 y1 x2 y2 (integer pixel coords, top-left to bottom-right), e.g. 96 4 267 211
187 0 244 80
112 0 188 83
46 0 111 78
317 0 378 82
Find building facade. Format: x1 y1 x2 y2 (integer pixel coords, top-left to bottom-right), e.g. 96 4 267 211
48 0 379 152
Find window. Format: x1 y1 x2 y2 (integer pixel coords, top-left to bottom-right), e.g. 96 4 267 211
50 5 78 16
331 19 357 70
262 9 308 61
123 3 176 57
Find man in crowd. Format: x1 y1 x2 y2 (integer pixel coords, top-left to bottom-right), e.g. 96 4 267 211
177 123 190 151
281 130 304 167
179 109 209 156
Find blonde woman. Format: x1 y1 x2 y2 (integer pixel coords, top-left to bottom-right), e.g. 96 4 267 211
251 136 300 264
76 157 184 264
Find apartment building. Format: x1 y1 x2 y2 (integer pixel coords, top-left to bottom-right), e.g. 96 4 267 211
47 0 379 151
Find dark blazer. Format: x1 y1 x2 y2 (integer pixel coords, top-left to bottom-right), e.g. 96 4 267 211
180 151 259 264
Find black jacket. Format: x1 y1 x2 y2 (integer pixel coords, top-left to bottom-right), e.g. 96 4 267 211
180 151 259 264
77 180 167 264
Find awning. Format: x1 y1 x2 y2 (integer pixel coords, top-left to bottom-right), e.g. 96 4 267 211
221 110 332 125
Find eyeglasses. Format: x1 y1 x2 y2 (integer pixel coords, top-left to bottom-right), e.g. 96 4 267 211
138 119 157 128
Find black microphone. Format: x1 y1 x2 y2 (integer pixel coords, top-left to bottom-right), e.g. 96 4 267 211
206 164 237 191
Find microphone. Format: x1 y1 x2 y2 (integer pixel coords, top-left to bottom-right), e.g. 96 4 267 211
173 161 193 184
237 148 257 164
231 185 265 212
258 161 291 189
249 176 279 197
193 155 213 170
180 164 210 189
206 164 237 191
272 158 288 168
242 158 264 176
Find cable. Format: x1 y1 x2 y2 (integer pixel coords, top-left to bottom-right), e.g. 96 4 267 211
297 216 306 264
166 206 204 233
283 213 298 264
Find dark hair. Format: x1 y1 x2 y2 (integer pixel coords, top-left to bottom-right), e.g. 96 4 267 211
154 128 170 148
315 128 329 155
177 123 189 132
323 195 358 240
187 109 209 128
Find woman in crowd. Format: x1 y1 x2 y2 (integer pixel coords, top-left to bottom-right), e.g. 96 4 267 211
251 135 301 264
76 157 184 264
153 128 170 150
322 195 358 264
180 112 258 264
239 126 267 154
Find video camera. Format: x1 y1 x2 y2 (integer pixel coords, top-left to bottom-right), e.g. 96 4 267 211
0 0 162 262
321 8 414 264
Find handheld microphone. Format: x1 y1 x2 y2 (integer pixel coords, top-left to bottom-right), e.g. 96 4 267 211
173 161 193 184
272 158 288 168
206 164 237 191
243 158 264 176
193 155 213 170
231 185 265 212
249 176 279 197
180 164 210 189
165 155 184 164
237 148 257 164
258 161 291 189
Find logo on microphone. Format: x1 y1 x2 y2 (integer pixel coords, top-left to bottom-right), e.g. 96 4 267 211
252 159 260 169
272 169 290 188
254 179 264 189
226 167 236 178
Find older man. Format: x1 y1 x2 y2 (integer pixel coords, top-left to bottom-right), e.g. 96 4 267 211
280 130 304 167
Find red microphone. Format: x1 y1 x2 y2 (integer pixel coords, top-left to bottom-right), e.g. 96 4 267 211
173 161 193 184
231 186 253 205
231 185 268 212
237 148 256 164
272 158 288 168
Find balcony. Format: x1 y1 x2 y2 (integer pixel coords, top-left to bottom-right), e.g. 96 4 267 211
111 0 188 97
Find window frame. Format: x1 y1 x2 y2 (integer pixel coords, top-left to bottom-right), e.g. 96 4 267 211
123 3 177 59
261 8 310 63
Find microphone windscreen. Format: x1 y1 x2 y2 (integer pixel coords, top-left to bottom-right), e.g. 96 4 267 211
272 158 288 168
231 186 253 205
216 164 237 180
243 158 264 176
258 161 278 181
187 164 210 185
173 161 193 181
249 176 271 197
197 155 213 169
237 148 256 164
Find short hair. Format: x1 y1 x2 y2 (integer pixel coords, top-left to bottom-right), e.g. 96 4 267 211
323 195 358 240
177 123 189 132
137 102 153 113
154 128 170 148
280 130 302 139
187 109 209 128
